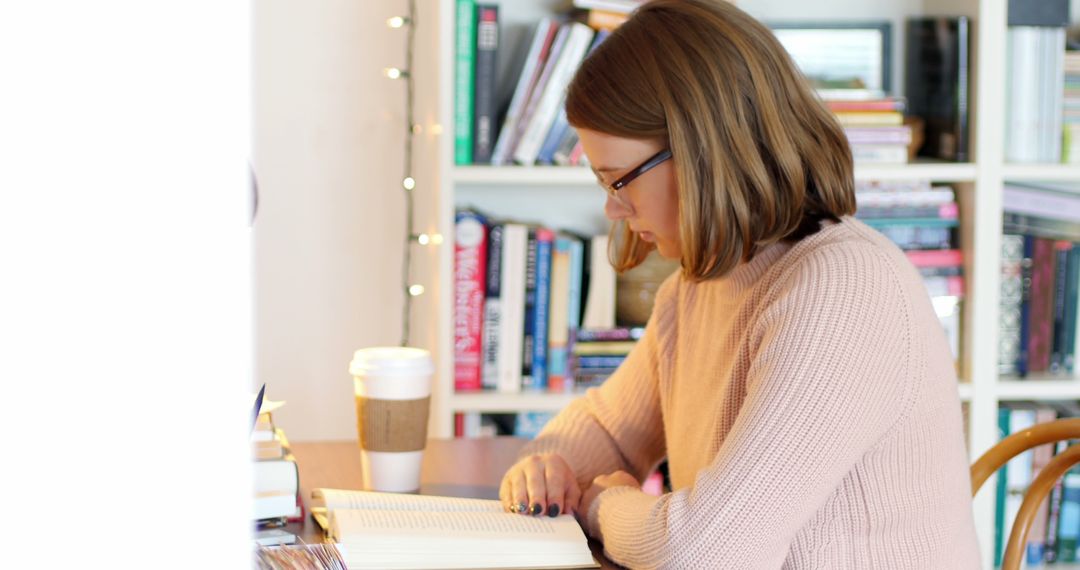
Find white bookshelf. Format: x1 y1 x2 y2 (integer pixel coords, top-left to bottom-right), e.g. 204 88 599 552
430 2 1078 567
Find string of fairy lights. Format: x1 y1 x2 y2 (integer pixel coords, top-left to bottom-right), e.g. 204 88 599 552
385 0 442 347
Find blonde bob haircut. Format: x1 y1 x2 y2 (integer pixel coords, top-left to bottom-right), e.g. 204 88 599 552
565 0 856 280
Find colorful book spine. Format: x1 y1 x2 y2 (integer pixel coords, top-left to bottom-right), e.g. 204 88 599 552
453 0 476 165
1065 246 1080 373
530 229 554 390
547 237 572 391
497 224 528 393
453 211 488 391
1051 241 1072 373
1058 468 1080 562
1018 236 1036 376
521 229 538 387
1047 440 1069 562
1028 238 1057 373
994 407 1010 567
576 327 645 342
480 224 504 389
471 5 499 163
577 355 628 369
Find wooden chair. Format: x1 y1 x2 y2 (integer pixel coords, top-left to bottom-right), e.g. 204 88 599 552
970 417 1080 569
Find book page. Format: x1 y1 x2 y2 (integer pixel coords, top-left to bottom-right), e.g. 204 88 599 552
313 488 503 513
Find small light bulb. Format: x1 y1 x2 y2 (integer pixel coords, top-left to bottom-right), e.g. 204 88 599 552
429 124 443 135
417 233 431 245
387 16 407 28
430 233 444 245
408 284 425 297
384 67 405 79
402 177 416 190
411 124 423 134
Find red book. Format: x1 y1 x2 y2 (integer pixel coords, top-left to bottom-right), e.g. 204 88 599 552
1027 238 1057 373
454 211 488 391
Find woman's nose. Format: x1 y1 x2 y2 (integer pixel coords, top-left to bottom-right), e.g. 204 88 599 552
604 193 632 221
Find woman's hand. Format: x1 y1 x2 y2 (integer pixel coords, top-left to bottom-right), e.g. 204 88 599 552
579 470 639 528
500 453 582 517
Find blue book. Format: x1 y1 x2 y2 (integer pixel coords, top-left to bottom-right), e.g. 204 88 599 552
529 229 555 390
567 237 584 333
1058 465 1080 562
536 109 570 165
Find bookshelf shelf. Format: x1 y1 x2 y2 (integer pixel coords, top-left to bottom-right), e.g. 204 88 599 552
449 392 580 413
1002 163 1080 182
854 162 977 182
996 379 1080 401
452 162 978 186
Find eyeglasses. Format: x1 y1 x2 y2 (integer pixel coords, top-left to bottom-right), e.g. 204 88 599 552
595 149 673 206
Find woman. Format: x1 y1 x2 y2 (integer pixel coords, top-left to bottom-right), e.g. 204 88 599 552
498 0 980 568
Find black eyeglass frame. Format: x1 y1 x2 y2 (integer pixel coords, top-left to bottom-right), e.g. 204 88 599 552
608 149 673 191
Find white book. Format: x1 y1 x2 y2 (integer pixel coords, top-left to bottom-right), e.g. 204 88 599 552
513 23 595 165
850 144 908 164
581 235 615 330
253 456 299 496
491 18 558 166
254 491 297 521
498 224 528 393
311 489 598 570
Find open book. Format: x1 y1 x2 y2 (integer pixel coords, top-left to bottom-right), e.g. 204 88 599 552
311 488 599 570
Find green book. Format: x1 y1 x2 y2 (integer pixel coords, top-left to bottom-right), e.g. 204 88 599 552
454 0 476 165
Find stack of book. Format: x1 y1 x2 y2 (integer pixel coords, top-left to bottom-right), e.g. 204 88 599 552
827 97 910 164
854 180 963 362
999 183 1080 377
252 400 302 527
1063 50 1080 164
571 326 643 390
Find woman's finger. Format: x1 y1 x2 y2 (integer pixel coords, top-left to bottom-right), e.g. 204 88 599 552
543 461 566 517
509 466 530 514
522 455 548 515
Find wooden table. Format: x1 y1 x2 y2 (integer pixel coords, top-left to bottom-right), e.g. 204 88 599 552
285 438 619 568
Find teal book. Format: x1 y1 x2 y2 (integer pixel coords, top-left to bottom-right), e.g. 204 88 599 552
454 0 476 165
995 407 1010 567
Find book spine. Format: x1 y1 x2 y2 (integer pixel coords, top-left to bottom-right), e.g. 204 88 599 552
531 229 554 390
521 229 538 388
1000 234 1025 376
480 224 503 389
1028 238 1057 373
1018 236 1036 376
850 144 908 164
536 108 570 165
1005 211 1080 242
471 5 498 164
497 224 528 393
577 355 628 368
453 0 476 165
552 127 580 166
994 407 1010 567
508 24 570 165
856 203 958 220
1047 440 1069 562
453 211 487 391
905 248 964 268
547 238 571 392
833 111 905 126
576 327 645 342
1066 245 1080 374
1051 241 1072 372
1058 470 1080 562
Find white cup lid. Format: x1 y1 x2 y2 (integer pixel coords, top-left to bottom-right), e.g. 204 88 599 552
350 346 434 377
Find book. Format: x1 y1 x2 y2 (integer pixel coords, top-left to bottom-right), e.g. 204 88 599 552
472 5 499 163
454 210 488 391
498 224 529 393
310 489 598 569
581 235 616 330
454 0 477 165
480 224 504 389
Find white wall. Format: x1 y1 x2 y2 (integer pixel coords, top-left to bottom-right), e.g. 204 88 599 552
253 0 440 441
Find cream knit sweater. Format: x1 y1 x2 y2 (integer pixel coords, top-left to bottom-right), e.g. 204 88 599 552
519 217 981 569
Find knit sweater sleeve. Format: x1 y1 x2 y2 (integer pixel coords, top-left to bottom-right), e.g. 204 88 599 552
589 244 918 569
515 273 676 491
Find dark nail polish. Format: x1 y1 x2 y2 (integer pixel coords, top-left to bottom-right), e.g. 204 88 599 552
547 504 560 517
517 502 528 514
530 503 542 515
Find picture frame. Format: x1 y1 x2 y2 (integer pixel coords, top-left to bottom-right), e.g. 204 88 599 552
767 21 892 98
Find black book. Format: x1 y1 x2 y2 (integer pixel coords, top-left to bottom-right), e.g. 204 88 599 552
905 17 970 162
1008 0 1069 27
472 5 499 163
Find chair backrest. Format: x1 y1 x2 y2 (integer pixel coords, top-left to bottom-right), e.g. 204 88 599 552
970 417 1080 570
